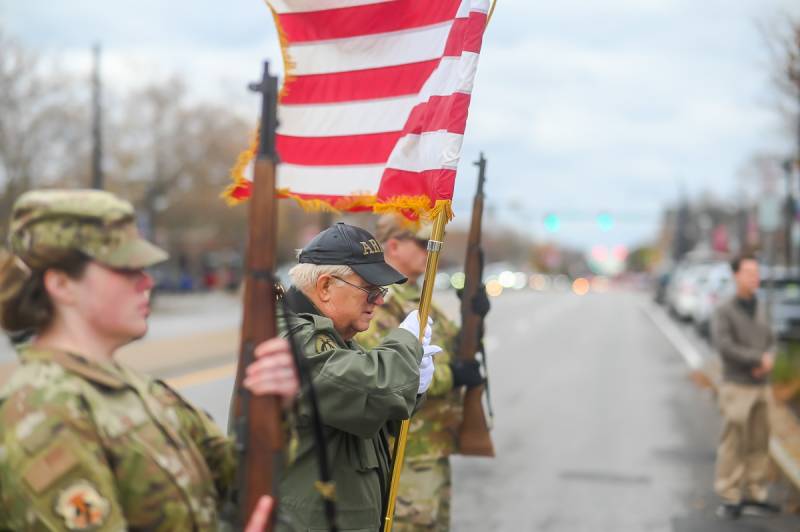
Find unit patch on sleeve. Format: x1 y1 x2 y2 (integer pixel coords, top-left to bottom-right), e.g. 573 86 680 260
314 334 338 354
54 479 110 530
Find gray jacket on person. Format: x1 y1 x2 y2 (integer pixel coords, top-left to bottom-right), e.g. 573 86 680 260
711 296 774 385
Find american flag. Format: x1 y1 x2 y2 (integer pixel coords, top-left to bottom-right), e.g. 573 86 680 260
226 0 490 220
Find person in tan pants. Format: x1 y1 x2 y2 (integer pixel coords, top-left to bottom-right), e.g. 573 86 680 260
711 254 780 519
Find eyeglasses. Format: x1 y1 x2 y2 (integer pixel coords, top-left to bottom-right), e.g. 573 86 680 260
331 276 388 304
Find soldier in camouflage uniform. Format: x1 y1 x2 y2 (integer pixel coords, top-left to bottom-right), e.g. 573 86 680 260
276 222 440 531
356 215 488 532
0 189 299 531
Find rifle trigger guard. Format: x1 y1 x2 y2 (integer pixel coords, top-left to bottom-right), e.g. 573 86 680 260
427 240 443 252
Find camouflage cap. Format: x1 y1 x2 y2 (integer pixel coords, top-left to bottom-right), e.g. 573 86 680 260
374 214 432 244
8 189 168 269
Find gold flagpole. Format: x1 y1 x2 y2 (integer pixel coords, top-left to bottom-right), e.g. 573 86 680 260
384 206 449 532
384 7 497 529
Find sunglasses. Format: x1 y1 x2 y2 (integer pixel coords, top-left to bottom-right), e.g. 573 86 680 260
331 276 388 304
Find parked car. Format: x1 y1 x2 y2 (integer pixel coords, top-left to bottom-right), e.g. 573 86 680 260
692 262 735 338
762 278 800 341
666 262 712 321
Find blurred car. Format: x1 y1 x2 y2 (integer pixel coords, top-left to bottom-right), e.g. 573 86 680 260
762 278 800 341
653 272 671 305
666 262 712 321
692 262 735 338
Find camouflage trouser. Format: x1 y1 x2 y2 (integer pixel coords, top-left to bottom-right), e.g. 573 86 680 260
393 457 451 532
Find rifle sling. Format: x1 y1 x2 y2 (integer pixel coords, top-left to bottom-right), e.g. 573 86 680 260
280 289 339 532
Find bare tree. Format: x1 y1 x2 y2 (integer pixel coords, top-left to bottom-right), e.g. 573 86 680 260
0 28 87 233
0 29 272 275
103 75 253 254
761 13 800 150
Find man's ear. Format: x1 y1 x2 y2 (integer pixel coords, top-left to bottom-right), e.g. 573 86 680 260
384 238 399 257
316 274 333 303
43 269 77 307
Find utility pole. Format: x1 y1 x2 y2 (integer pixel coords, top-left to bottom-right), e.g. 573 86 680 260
91 44 104 190
783 158 794 269
787 80 800 270
673 193 691 262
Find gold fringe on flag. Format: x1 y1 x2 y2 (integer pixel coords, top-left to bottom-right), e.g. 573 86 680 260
277 189 341 213
269 5 296 100
221 131 259 205
223 130 454 220
425 199 454 223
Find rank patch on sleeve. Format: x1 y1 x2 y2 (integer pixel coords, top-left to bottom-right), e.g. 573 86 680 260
314 334 337 353
54 480 110 530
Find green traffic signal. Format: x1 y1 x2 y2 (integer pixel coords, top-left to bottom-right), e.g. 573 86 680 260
596 213 614 231
544 213 561 233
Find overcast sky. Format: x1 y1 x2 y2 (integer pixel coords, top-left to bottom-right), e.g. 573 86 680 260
3 0 799 250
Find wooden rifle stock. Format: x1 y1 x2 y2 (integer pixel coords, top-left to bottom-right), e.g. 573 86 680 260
456 153 494 457
230 62 284 530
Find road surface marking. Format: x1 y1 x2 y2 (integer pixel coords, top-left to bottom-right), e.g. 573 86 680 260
770 436 800 490
167 363 237 390
640 303 703 370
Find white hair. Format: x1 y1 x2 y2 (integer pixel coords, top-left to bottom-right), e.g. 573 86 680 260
289 263 355 290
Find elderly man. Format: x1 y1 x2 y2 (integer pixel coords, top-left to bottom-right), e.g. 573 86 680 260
357 215 487 531
276 222 438 532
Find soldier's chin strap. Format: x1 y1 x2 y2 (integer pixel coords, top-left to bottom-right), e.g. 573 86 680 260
278 285 339 532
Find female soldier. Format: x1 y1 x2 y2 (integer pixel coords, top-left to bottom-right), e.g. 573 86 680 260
0 189 297 531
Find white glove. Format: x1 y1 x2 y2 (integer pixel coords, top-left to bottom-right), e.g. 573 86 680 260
419 343 442 393
423 344 442 357
418 354 435 394
399 310 433 346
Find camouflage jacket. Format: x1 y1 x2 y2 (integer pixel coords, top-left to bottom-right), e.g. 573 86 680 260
356 283 463 462
0 345 235 531
277 287 423 532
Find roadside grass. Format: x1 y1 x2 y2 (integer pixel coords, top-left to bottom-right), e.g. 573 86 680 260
774 341 800 411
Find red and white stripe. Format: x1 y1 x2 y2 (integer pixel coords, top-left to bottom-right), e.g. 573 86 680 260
264 0 489 210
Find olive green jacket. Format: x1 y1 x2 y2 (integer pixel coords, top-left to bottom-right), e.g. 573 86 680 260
277 288 423 531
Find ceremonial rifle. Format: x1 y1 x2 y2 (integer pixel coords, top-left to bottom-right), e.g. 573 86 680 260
225 60 338 532
456 153 495 457
228 61 284 530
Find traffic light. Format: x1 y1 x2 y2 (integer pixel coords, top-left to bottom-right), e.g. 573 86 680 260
596 213 614 231
543 213 561 233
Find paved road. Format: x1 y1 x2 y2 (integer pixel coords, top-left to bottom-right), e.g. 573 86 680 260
449 291 798 531
0 291 242 366
170 290 799 530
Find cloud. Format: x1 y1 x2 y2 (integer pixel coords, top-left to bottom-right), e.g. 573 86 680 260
4 0 800 248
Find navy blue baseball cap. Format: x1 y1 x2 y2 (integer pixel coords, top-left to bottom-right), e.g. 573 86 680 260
299 222 407 286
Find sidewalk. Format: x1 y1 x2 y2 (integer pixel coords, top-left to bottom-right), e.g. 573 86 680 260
643 300 800 513
701 356 800 511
